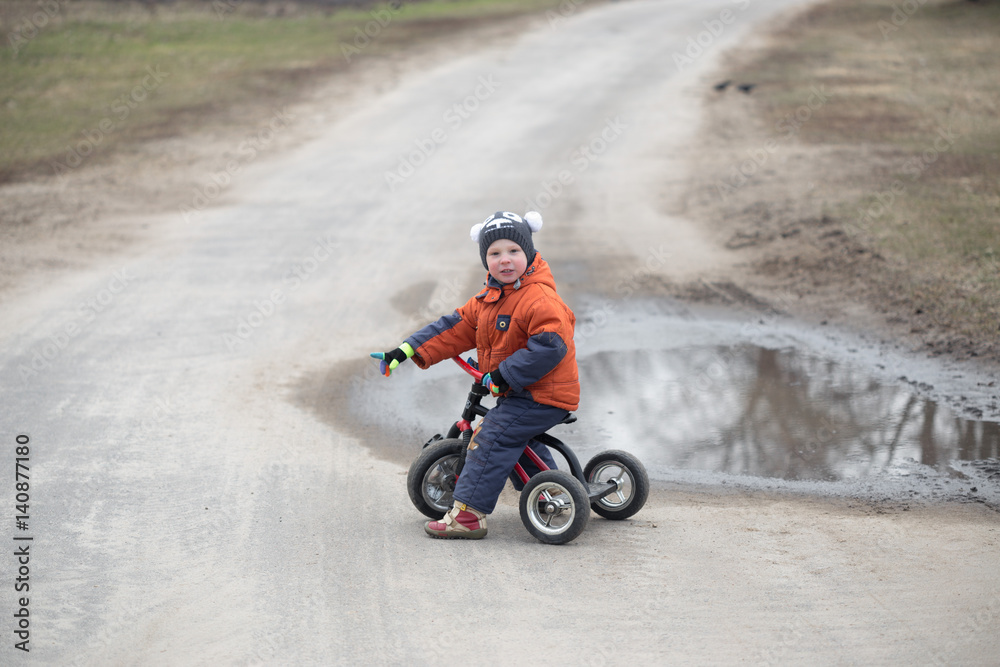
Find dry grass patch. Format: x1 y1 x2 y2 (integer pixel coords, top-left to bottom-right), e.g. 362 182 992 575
718 0 1000 354
0 0 560 183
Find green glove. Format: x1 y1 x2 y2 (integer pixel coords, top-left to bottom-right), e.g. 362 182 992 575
370 342 414 377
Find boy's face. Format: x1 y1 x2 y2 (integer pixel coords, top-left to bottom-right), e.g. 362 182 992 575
486 239 528 284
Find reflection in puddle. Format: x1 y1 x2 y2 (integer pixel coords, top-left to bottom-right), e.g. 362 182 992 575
578 346 999 483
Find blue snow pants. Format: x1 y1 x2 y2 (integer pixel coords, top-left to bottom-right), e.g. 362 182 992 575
453 394 569 515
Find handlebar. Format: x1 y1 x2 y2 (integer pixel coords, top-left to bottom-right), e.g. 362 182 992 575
452 356 483 382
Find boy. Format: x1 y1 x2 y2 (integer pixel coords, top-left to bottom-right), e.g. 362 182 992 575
371 211 579 539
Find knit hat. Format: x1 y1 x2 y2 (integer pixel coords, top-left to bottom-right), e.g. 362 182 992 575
469 211 543 269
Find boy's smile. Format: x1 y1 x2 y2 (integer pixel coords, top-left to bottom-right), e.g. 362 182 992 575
486 239 528 284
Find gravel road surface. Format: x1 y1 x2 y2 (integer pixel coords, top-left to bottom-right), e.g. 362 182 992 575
1 0 997 664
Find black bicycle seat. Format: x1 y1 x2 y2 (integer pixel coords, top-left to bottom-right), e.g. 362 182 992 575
559 413 577 425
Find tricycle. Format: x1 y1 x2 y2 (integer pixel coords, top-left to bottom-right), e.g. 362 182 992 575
407 356 650 544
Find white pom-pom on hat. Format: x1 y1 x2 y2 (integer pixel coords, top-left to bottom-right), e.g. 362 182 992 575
524 210 543 233
470 222 485 243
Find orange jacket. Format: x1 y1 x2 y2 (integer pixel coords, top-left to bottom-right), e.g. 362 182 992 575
405 256 579 412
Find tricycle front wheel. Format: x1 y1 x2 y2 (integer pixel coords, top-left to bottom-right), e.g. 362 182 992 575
407 438 464 519
519 470 590 545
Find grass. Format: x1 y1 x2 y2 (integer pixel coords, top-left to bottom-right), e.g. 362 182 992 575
0 0 560 181
736 0 1000 344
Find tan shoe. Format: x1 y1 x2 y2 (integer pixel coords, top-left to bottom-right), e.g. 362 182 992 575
425 503 488 539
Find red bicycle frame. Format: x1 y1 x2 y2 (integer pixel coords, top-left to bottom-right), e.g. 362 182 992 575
446 356 571 486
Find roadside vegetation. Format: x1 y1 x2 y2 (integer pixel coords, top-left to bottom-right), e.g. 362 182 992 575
3 0 996 356
732 0 999 353
0 0 559 182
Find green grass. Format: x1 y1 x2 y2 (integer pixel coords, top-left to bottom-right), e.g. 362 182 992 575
739 0 1000 342
0 0 560 180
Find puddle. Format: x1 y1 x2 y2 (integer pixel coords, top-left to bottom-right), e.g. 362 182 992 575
574 345 999 483
304 301 1000 508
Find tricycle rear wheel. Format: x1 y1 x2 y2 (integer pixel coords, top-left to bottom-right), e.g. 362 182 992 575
584 450 649 520
407 438 464 519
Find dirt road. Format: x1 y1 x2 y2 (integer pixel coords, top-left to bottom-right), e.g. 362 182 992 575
0 0 997 664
